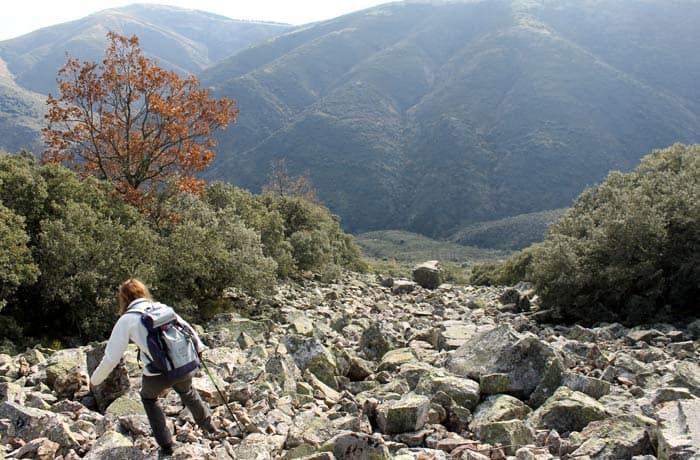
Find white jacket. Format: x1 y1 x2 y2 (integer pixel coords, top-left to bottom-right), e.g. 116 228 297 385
90 298 204 385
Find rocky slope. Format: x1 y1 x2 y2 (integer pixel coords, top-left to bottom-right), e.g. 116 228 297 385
1 271 699 459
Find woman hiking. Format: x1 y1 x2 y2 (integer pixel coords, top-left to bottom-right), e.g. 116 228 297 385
90 278 224 457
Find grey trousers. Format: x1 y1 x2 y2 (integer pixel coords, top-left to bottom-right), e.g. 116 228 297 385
140 372 212 448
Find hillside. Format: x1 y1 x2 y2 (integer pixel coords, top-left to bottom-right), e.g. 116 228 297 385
0 3 293 95
447 208 567 250
0 58 44 154
203 0 700 236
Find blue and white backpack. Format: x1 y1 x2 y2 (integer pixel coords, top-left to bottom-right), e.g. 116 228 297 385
127 302 201 379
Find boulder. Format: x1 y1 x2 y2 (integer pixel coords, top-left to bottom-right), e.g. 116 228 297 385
0 401 59 442
438 321 481 351
82 430 144 460
284 334 337 389
664 361 700 397
413 261 441 289
655 398 700 460
230 433 274 460
378 348 418 373
0 381 25 404
470 395 532 429
569 415 656 459
561 372 611 399
528 387 609 434
447 325 563 405
392 280 418 295
359 322 404 360
86 342 130 412
687 319 700 339
324 431 391 460
415 373 480 410
475 420 535 455
45 349 86 399
376 392 430 434
104 395 145 417
6 437 59 460
265 352 301 395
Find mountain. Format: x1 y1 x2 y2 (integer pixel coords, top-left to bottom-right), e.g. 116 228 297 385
0 3 292 154
0 57 44 154
0 3 293 95
203 0 700 236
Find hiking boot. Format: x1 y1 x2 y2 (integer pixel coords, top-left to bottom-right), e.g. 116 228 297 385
158 444 174 459
202 418 227 439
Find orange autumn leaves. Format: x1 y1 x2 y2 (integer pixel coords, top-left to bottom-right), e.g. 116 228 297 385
42 32 238 213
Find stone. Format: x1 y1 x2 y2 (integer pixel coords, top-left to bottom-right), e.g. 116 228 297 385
104 395 145 417
0 401 58 442
346 355 373 381
664 361 700 397
415 373 480 410
45 349 84 390
439 321 481 350
325 431 391 459
284 335 337 389
359 322 403 360
570 415 656 459
470 395 532 430
86 342 130 412
515 447 555 460
413 261 441 289
376 392 430 434
475 420 535 455
528 387 609 434
655 398 700 460
447 325 563 405
46 420 83 451
378 348 417 373
626 329 662 344
229 433 274 460
561 372 611 399
392 280 417 295
7 437 59 460
288 312 315 336
82 430 144 460
0 381 25 404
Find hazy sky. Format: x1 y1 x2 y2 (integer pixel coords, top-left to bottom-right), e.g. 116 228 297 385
0 0 394 41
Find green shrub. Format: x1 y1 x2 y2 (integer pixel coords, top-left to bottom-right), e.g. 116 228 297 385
469 245 541 286
530 144 700 324
0 204 39 304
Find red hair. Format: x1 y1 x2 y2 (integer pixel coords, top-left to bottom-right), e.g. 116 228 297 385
118 278 152 315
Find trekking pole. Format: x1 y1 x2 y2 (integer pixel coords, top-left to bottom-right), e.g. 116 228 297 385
199 357 247 433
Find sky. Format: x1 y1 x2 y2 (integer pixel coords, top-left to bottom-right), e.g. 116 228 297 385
0 0 394 41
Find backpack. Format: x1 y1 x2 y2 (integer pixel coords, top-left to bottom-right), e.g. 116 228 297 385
126 302 201 379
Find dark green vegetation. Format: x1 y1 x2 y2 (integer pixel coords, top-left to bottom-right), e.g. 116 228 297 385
0 153 362 352
357 230 509 264
0 4 292 153
202 0 700 236
472 144 700 326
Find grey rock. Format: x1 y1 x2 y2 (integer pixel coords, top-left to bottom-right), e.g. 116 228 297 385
561 372 611 399
415 373 480 410
447 325 563 405
439 321 481 351
687 319 700 339
376 392 430 434
284 334 337 389
475 419 535 455
470 394 532 430
86 342 130 412
378 348 417 373
326 431 391 459
82 430 145 460
392 280 417 295
570 415 656 459
0 401 59 443
664 361 700 397
655 399 700 460
413 261 441 290
359 322 403 360
528 387 609 434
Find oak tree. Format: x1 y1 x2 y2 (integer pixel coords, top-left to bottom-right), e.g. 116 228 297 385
42 32 238 212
